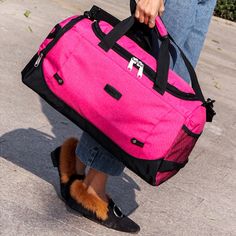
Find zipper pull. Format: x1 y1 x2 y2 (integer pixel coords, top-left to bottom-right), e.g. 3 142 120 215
34 53 44 67
54 73 64 85
127 57 138 71
137 61 144 78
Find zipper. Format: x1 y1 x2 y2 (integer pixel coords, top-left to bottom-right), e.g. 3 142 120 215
137 60 144 78
128 57 144 78
34 53 43 67
128 57 138 71
92 21 199 101
34 15 85 68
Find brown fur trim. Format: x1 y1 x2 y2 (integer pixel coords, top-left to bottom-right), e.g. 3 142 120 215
70 180 109 221
59 137 79 184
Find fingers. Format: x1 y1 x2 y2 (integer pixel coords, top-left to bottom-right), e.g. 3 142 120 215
135 0 165 28
135 0 146 24
144 13 149 25
146 15 155 28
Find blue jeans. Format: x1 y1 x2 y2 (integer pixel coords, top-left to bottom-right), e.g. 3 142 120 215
75 0 216 176
162 0 217 83
76 132 125 176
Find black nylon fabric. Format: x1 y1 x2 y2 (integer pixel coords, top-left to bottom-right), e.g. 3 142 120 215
98 16 135 52
158 160 188 172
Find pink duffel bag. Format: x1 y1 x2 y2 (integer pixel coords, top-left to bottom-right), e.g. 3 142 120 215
21 3 215 186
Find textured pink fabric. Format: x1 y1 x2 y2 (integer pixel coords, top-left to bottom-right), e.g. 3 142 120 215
39 16 79 53
39 16 206 185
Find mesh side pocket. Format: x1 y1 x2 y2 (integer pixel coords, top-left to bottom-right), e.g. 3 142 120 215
156 125 201 186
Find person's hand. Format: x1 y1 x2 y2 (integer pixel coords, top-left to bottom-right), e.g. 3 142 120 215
135 0 165 28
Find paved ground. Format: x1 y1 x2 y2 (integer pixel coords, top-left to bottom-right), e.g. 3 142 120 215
0 0 236 235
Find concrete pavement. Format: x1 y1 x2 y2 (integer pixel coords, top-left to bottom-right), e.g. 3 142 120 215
0 0 236 235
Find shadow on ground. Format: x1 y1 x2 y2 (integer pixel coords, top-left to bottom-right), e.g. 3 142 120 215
0 98 140 215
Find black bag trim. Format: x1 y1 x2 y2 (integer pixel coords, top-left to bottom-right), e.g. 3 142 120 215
46 24 62 39
41 15 85 57
182 125 202 138
158 159 188 172
104 84 122 100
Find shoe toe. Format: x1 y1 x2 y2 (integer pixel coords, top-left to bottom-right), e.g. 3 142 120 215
115 216 140 233
106 199 140 233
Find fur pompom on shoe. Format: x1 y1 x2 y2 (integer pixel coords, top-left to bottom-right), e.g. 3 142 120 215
59 137 79 184
51 137 85 200
51 138 140 233
68 180 140 233
70 180 109 221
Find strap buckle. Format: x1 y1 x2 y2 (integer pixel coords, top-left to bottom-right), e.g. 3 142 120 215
202 98 216 122
84 6 101 20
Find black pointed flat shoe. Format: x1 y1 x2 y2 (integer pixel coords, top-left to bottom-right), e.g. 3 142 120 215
50 138 85 201
68 180 140 234
101 198 140 234
51 138 140 233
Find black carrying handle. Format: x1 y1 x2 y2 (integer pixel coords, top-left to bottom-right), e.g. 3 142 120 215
86 5 215 122
98 2 205 100
98 0 205 100
98 14 170 95
131 0 169 94
129 0 206 101
93 4 203 99
130 0 170 94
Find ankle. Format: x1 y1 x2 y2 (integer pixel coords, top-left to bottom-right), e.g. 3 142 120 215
76 156 86 175
86 185 109 203
76 169 86 176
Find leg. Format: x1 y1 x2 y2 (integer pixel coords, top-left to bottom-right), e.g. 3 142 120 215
162 0 198 50
75 132 125 176
183 0 217 67
162 0 198 83
75 156 86 175
75 132 125 203
50 137 85 200
162 0 216 82
83 168 108 202
72 132 140 233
